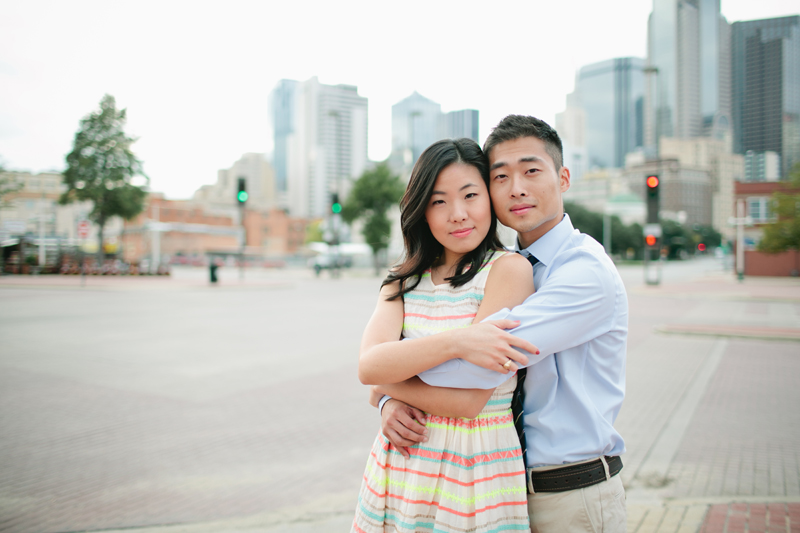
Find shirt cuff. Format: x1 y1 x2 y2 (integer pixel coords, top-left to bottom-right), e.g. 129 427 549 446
378 395 392 414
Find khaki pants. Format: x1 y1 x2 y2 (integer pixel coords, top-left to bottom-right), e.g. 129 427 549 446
526 472 626 532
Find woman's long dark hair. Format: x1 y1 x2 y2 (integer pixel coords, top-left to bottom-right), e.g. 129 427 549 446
382 138 504 300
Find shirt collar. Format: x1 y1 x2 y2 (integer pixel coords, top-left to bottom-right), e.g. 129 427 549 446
515 214 574 267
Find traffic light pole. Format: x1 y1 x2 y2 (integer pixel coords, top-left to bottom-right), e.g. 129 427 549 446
644 174 662 286
239 202 245 281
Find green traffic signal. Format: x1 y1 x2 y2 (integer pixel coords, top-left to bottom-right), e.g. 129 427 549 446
237 191 249 203
332 202 342 214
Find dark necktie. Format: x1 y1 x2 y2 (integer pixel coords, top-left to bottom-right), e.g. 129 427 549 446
511 252 538 466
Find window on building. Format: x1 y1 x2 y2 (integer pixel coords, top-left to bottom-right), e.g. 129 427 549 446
747 197 774 222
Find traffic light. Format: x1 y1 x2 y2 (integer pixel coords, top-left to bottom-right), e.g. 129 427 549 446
237 177 248 204
331 193 342 214
645 174 659 224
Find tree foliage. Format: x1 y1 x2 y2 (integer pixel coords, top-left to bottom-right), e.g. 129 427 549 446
758 164 800 253
564 202 643 258
564 201 720 259
0 158 22 207
342 162 405 271
60 95 148 259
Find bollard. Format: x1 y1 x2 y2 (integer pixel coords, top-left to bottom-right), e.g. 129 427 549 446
209 263 218 284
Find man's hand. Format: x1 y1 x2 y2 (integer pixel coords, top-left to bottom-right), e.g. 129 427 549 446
458 319 539 373
381 399 428 459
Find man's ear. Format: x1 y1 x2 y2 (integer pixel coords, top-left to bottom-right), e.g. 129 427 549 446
559 166 571 193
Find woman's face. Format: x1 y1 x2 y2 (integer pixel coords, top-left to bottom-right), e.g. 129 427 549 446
424 163 492 262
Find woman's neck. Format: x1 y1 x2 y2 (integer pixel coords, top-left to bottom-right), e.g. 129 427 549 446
430 250 465 284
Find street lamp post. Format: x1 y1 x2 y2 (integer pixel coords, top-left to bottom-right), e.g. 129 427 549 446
643 66 660 159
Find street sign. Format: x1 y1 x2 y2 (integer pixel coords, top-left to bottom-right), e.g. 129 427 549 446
643 223 663 238
77 220 90 239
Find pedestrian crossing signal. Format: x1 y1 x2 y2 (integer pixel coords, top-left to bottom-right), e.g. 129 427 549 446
331 193 342 214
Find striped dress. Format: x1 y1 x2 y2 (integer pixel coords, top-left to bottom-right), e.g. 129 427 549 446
353 250 530 533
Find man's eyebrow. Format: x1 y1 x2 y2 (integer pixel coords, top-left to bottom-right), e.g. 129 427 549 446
491 155 544 172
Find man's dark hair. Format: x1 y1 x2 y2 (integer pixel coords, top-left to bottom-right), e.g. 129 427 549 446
482 115 564 170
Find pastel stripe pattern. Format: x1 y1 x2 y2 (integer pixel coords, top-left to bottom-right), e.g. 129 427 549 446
352 251 530 533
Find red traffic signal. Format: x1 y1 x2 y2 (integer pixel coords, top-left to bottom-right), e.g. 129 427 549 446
645 234 657 246
697 243 706 252
646 175 659 188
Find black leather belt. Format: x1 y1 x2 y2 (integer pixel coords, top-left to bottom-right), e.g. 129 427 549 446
527 456 623 494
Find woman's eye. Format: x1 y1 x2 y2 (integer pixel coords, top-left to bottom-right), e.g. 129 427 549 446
465 193 477 199
431 199 443 206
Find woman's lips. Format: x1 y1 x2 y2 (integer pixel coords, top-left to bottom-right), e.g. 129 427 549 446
451 228 474 238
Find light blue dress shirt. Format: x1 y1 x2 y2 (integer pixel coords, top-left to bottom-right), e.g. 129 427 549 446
416 214 627 467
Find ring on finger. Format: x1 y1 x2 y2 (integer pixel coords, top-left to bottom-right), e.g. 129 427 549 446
502 359 513 370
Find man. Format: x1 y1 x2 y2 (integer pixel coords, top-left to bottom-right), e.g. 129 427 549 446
376 115 628 532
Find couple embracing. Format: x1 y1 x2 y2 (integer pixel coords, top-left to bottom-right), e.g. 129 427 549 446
352 115 628 533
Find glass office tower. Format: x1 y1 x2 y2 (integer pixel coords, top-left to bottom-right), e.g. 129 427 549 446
732 16 800 178
573 57 645 169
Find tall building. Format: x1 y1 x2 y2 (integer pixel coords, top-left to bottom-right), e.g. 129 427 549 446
269 79 298 203
442 109 479 141
389 92 479 177
645 0 730 149
557 57 646 171
269 77 369 218
659 137 744 239
744 151 781 182
732 16 800 178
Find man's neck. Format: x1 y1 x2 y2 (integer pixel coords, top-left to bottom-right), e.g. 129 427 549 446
517 214 564 249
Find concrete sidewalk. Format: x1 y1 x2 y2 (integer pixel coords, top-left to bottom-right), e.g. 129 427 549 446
1 262 799 533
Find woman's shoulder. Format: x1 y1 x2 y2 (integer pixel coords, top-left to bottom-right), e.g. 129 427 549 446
485 250 532 282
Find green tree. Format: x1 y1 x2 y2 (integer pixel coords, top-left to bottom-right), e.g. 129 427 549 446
60 95 148 264
564 202 644 258
0 158 22 207
342 162 405 275
758 164 800 253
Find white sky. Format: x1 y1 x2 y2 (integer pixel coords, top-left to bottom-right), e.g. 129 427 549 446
1 0 797 199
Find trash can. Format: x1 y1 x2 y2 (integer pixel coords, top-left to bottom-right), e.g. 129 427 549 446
209 263 218 283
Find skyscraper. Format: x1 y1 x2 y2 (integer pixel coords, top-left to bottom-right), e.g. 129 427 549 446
645 0 730 149
557 57 646 170
269 77 368 218
732 16 800 178
389 92 479 176
269 79 298 202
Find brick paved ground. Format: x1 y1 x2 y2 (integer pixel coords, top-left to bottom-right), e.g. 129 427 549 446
699 502 800 532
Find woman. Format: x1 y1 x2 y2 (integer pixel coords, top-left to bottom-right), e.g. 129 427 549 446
352 138 534 533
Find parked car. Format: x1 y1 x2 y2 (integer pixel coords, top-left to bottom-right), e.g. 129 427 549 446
308 254 352 276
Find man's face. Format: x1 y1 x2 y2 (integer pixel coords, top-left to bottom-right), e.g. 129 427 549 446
488 136 570 249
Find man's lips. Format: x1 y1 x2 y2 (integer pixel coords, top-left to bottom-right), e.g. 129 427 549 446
450 228 474 238
510 204 534 215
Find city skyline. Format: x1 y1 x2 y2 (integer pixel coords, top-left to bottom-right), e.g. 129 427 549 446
0 0 797 199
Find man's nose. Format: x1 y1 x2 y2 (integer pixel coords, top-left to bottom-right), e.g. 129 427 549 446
509 175 528 197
